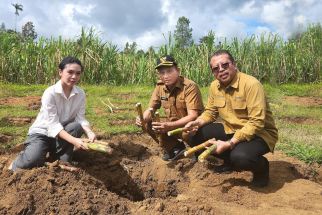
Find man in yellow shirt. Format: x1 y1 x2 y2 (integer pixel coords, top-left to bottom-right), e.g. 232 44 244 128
185 50 278 187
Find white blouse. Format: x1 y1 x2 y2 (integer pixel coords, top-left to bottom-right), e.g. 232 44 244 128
28 80 90 138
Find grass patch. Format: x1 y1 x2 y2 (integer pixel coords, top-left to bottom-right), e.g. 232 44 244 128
1 82 321 164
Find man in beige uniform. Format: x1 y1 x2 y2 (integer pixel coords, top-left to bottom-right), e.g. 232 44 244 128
185 50 278 187
136 55 204 161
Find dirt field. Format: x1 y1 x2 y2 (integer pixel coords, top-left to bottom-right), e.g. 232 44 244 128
0 133 321 215
0 95 322 215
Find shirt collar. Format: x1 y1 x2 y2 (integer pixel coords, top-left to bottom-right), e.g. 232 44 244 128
54 80 79 97
216 71 240 90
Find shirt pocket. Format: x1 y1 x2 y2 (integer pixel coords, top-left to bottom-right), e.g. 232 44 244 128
176 98 186 109
161 100 170 109
161 100 170 116
232 98 248 119
212 98 226 108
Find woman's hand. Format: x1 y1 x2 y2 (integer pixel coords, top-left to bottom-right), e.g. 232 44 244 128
74 138 88 150
86 131 96 142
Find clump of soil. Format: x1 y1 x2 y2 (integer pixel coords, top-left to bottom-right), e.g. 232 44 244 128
0 134 322 214
0 96 41 108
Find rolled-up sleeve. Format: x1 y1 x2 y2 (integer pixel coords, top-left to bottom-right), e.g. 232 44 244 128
148 87 161 110
185 83 204 112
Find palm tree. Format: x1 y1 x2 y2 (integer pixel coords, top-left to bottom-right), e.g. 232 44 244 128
12 3 23 32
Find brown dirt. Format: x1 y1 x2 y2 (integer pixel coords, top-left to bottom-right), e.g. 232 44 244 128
2 117 34 126
0 134 321 215
109 119 135 126
284 96 322 107
280 116 322 125
0 134 14 144
0 96 41 109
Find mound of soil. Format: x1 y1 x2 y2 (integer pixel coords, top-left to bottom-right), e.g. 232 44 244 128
0 134 322 215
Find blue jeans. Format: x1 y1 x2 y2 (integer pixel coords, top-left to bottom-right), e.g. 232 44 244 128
11 122 84 171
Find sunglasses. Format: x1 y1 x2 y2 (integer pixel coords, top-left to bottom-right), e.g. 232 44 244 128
211 62 231 74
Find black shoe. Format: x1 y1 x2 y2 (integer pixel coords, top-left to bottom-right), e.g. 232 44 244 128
251 171 269 187
213 164 233 174
251 160 269 187
162 152 171 161
162 147 185 161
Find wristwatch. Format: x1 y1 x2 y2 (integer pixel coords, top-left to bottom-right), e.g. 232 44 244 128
229 139 235 150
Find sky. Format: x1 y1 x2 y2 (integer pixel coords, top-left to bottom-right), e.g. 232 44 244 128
1 0 322 50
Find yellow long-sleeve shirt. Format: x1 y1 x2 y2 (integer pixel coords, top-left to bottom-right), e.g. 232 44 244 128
199 71 278 152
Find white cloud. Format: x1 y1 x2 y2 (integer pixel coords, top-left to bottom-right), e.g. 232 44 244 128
240 0 259 17
1 0 322 50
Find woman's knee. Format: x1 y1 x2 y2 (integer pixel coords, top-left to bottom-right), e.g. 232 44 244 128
13 152 46 170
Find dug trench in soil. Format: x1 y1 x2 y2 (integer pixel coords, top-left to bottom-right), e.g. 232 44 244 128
73 134 180 202
0 134 322 214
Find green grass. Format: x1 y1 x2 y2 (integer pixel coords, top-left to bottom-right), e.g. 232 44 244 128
0 83 321 164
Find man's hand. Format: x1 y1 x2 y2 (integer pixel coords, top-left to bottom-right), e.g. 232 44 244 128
152 121 172 134
136 109 153 128
208 139 231 154
184 120 200 136
135 116 143 127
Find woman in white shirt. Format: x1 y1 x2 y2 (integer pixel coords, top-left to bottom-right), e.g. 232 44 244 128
9 56 96 171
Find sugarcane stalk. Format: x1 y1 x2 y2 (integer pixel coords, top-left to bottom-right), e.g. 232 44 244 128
136 103 146 131
100 98 114 113
82 138 112 147
149 108 155 121
135 103 159 144
87 142 113 154
154 111 160 122
198 144 217 162
167 127 185 136
184 140 211 157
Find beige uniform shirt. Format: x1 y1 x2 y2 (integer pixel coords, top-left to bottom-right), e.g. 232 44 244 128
149 76 204 121
200 72 278 152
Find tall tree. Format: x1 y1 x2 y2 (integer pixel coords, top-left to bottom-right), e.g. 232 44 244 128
22 21 37 40
12 3 23 32
199 30 216 52
174 16 193 49
123 42 137 54
0 22 5 32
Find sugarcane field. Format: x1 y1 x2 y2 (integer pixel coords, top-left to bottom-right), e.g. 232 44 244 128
1 1 322 214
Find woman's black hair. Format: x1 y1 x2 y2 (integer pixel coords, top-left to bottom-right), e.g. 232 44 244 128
58 56 83 71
